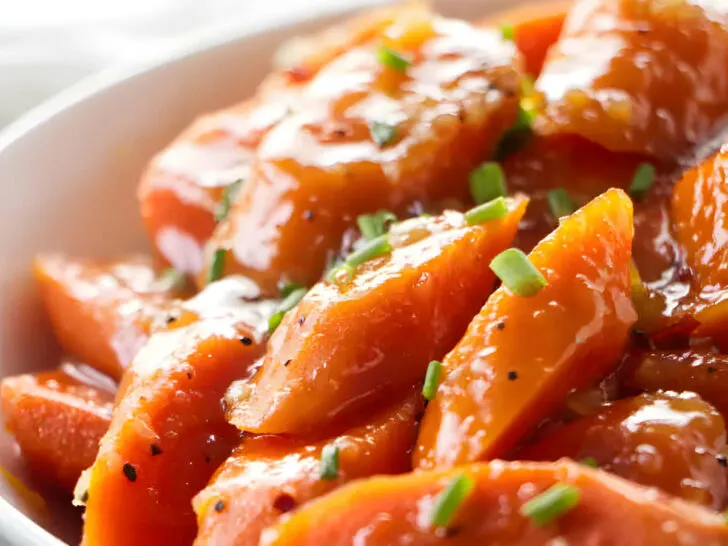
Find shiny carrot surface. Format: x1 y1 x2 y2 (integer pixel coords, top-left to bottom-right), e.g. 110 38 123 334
416 189 636 468
226 199 527 435
203 12 522 294
0 361 114 493
520 391 728 509
537 0 728 158
262 460 728 546
194 392 419 546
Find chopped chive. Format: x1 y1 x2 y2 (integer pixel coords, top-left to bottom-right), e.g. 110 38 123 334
469 162 507 205
377 46 411 72
370 122 398 148
422 360 442 401
580 457 598 468
630 162 655 199
520 483 580 526
547 188 575 219
268 287 307 333
490 248 547 297
319 444 340 480
279 281 304 299
345 234 392 269
430 474 475 528
214 179 243 222
464 197 508 225
357 210 397 241
327 263 355 284
500 23 515 41
206 249 226 284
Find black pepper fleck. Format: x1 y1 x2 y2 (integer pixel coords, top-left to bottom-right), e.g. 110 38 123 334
187 372 193 380
716 454 727 467
151 443 163 456
708 366 717 374
303 210 315 221
507 370 518 381
240 336 253 346
165 315 177 325
81 490 89 503
273 493 297 513
298 316 306 326
496 322 506 330
123 463 137 483
205 455 211 463
214 500 226 513
284 359 292 367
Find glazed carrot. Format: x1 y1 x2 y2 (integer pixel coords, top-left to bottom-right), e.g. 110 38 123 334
537 0 728 158
416 189 636 468
226 197 527 435
520 391 728 509
621 349 728 419
194 392 419 546
262 460 728 546
139 3 436 276
81 317 265 546
204 12 523 294
34 255 177 379
480 0 569 76
0 361 114 493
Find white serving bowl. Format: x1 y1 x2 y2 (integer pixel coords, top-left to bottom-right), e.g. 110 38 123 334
0 0 537 543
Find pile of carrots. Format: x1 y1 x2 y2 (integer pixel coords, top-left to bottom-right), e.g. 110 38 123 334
4 0 728 544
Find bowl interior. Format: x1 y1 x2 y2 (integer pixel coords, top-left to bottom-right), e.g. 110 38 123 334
0 0 545 543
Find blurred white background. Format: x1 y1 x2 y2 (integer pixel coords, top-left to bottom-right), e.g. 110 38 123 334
0 0 343 128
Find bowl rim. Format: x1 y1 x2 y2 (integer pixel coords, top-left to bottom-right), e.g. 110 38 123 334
0 1 389 544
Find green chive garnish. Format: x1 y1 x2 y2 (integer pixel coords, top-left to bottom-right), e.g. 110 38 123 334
214 179 243 223
490 248 547 297
630 162 655 199
547 188 575 219
370 122 398 148
724 509 728 525
500 23 515 41
580 457 598 468
469 162 507 205
345 234 392 269
280 281 304 299
377 46 411 72
464 197 508 225
207 249 226 284
520 483 580 526
422 360 442 401
319 444 340 480
268 287 307 333
430 474 474 528
357 210 397 241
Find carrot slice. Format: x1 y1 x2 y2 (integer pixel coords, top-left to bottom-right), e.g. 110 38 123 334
480 0 569 76
416 188 636 468
520 391 728 509
621 349 728 419
0 361 114 493
225 197 528 435
261 460 728 545
81 317 265 546
34 255 177 379
194 392 419 546
203 12 522 294
537 0 728 158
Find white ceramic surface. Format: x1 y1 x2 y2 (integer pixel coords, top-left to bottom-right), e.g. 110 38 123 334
0 0 536 543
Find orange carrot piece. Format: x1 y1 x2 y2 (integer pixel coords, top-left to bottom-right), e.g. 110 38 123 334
520 391 728 509
416 189 636 468
226 198 527 435
1 361 114 493
193 392 419 546
262 460 728 546
537 0 728 158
